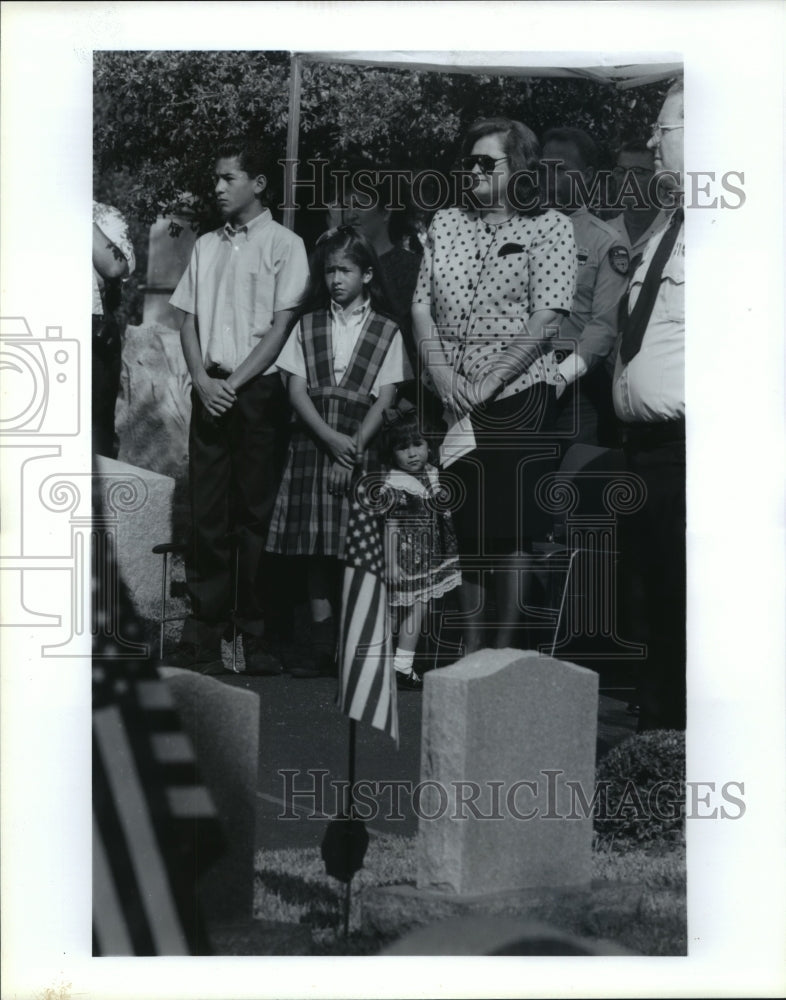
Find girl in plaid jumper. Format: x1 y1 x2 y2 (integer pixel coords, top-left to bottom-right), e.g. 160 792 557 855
267 227 412 673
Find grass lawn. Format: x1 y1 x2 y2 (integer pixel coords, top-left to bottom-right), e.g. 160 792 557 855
254 831 686 956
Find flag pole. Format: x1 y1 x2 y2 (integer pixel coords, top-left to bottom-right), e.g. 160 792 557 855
342 717 357 940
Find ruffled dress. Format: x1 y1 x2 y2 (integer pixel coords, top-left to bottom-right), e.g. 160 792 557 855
384 465 461 607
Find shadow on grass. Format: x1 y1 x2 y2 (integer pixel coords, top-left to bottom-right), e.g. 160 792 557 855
256 869 341 927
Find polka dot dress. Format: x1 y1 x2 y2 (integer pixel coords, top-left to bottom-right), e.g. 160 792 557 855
414 207 576 395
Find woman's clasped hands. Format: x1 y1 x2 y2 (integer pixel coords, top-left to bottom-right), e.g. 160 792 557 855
433 369 504 417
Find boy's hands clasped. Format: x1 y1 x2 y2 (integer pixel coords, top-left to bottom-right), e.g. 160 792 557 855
195 374 237 417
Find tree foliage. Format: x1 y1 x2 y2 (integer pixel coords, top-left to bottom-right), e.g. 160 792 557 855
95 50 670 232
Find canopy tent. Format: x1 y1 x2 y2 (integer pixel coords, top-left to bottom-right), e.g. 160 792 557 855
298 51 682 88
282 51 683 227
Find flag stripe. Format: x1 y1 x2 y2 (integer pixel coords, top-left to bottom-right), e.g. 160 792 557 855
93 705 190 955
93 730 156 955
343 570 383 712
345 572 385 717
339 566 398 743
340 566 367 708
92 813 135 956
339 480 399 742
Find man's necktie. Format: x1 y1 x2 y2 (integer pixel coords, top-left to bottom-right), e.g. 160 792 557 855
619 207 684 365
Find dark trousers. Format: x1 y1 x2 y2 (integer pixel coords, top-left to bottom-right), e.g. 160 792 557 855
619 424 686 730
92 314 121 459
553 367 619 453
184 371 288 646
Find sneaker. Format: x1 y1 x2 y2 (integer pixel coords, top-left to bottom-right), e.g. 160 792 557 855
396 669 423 691
241 633 284 676
161 641 223 675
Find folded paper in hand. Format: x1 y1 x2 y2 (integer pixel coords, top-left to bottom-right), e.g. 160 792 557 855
440 412 476 468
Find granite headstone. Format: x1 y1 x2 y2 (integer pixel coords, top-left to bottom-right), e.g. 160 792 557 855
160 667 260 927
94 454 175 623
417 648 598 896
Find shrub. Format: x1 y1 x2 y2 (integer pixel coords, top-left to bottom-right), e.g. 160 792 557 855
594 729 685 847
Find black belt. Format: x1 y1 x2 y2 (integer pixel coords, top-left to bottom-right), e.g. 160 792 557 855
622 417 685 448
205 363 233 379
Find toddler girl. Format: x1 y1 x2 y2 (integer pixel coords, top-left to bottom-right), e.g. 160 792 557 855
380 403 461 689
267 226 412 675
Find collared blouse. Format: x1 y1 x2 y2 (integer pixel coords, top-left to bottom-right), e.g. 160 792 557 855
413 207 576 399
275 297 412 398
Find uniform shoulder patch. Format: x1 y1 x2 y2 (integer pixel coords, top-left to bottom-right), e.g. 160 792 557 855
608 244 630 275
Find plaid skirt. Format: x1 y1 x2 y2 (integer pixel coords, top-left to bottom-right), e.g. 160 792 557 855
266 429 371 557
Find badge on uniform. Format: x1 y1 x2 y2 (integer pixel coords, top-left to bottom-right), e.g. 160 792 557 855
577 248 589 265
608 244 630 275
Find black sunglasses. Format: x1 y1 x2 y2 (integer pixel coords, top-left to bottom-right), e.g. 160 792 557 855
460 154 509 174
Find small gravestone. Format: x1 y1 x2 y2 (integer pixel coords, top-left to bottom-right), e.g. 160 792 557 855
417 648 598 895
94 455 175 624
160 668 259 927
142 215 197 330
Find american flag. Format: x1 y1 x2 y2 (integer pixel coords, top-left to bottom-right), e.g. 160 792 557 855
92 466 224 955
93 659 224 955
338 479 398 743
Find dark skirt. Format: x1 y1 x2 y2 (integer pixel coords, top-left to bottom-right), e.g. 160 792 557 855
446 383 559 555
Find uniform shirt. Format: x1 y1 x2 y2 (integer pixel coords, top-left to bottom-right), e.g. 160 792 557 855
275 296 413 397
546 207 629 383
413 207 575 400
92 202 136 315
608 209 670 262
169 208 308 374
613 214 684 423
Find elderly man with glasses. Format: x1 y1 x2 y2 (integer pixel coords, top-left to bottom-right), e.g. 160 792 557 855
613 78 686 732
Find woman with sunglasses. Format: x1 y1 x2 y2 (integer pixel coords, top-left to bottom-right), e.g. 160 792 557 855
411 117 576 653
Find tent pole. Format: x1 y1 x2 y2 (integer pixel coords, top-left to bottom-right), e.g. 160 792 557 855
283 53 302 232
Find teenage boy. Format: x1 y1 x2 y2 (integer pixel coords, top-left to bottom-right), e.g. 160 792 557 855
167 139 308 674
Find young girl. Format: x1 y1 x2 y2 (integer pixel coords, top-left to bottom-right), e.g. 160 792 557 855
267 226 412 675
380 404 461 690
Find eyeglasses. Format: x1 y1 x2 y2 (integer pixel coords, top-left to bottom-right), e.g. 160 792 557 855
460 154 509 174
649 121 684 142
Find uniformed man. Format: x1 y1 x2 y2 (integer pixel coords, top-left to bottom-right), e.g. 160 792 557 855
613 79 686 731
541 127 630 448
608 140 670 261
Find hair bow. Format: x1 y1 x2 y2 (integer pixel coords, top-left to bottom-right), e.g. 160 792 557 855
382 398 417 427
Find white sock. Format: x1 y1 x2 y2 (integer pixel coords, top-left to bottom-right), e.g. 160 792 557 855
393 649 416 675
